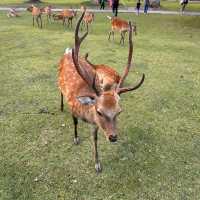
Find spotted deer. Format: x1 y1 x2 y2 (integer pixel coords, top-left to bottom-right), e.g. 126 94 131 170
58 12 145 173
107 16 137 45
27 5 43 28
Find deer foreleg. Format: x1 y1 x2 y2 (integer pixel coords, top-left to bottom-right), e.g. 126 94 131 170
73 116 80 145
92 126 102 173
40 15 43 29
60 93 64 112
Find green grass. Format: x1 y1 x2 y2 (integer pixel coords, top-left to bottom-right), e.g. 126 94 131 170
0 0 200 12
0 11 200 200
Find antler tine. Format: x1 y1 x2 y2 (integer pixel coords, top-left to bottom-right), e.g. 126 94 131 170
74 11 88 57
116 21 145 95
117 21 133 90
84 52 95 67
72 11 100 95
117 74 145 95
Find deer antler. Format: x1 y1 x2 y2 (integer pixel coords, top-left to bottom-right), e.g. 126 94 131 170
84 53 96 67
72 12 100 95
117 21 145 95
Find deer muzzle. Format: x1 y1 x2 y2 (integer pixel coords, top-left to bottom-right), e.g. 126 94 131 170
108 134 118 143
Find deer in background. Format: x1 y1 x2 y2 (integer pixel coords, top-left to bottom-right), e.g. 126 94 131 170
62 9 77 28
53 9 77 28
107 16 137 45
27 5 43 28
82 11 94 31
41 5 52 23
58 12 145 172
80 6 94 31
7 8 20 18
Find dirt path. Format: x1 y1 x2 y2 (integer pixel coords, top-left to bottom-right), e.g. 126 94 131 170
1 7 200 16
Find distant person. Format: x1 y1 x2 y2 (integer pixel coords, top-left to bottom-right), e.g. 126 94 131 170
100 0 105 10
144 0 150 14
180 0 188 13
136 0 141 15
109 0 113 8
112 0 119 16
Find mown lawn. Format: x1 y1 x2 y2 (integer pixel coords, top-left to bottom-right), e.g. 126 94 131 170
0 0 200 12
0 11 200 200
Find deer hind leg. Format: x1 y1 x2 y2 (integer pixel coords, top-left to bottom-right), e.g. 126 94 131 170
46 15 49 24
32 16 35 26
81 21 84 30
49 14 52 23
36 16 39 28
92 126 102 173
62 18 65 27
73 116 80 145
70 19 73 28
108 31 112 41
112 31 114 41
86 23 89 32
67 18 71 28
120 32 125 45
40 15 43 29
60 93 64 112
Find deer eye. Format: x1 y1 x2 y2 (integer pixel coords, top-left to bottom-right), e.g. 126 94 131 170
97 110 103 117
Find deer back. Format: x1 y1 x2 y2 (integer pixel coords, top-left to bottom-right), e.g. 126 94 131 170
83 12 94 24
111 17 129 32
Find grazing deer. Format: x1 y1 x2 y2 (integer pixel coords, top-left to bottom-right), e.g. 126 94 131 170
52 13 64 21
53 9 77 28
58 12 145 172
107 16 137 45
7 8 20 18
82 11 94 31
41 5 52 23
27 5 43 28
62 9 77 28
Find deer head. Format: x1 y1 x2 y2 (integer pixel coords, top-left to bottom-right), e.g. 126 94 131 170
72 12 145 142
27 5 33 12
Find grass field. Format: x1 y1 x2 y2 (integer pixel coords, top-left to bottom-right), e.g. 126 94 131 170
0 11 200 200
0 0 200 12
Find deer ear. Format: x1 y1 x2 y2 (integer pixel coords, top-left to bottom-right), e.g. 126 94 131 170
77 96 96 105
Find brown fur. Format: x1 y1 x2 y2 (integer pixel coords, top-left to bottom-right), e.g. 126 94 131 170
108 17 137 45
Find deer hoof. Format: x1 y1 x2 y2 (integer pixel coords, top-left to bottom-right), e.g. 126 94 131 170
73 137 80 145
95 162 102 173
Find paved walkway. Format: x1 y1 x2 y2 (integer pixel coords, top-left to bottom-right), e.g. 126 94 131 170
0 7 200 16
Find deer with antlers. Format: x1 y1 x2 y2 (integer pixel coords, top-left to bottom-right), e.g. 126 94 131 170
27 5 43 28
107 16 137 45
58 12 145 172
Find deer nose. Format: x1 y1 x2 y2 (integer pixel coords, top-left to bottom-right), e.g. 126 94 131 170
108 135 117 143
